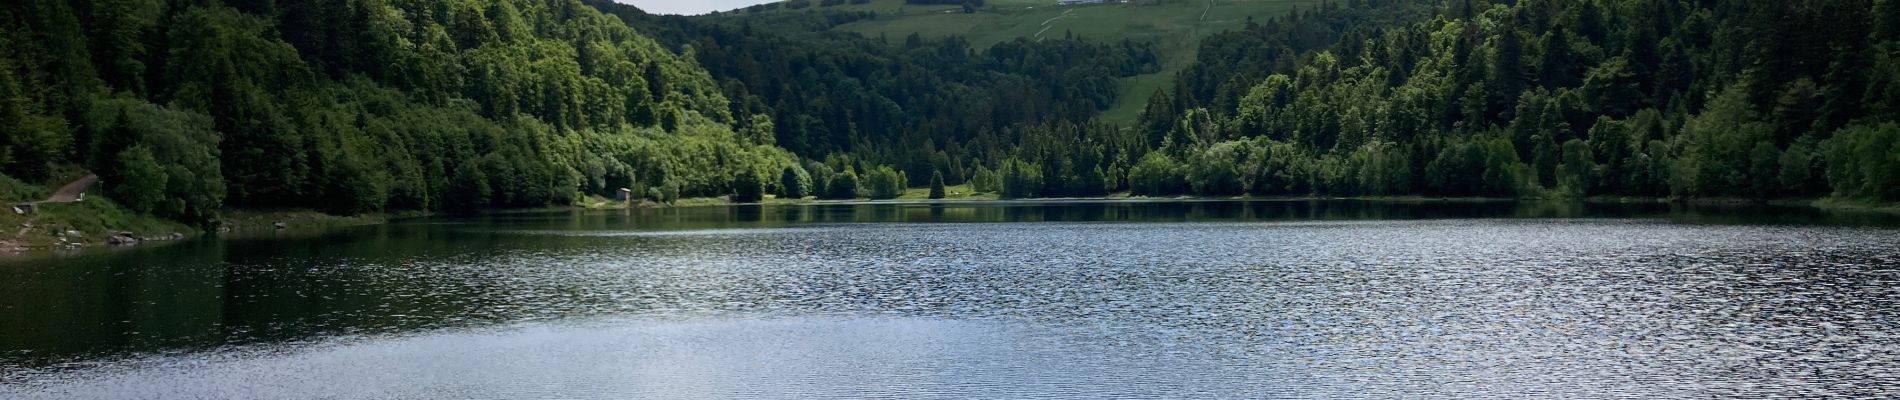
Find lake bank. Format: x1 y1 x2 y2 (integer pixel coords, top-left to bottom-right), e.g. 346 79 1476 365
6 192 1896 257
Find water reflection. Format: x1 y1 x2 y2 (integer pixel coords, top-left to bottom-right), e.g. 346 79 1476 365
2 200 1898 397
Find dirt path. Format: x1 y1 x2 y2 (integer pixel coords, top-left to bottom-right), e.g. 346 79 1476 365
15 174 96 212
44 175 97 203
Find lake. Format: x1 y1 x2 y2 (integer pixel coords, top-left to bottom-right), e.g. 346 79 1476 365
3 200 1899 398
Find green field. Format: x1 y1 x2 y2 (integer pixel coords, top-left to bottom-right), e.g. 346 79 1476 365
752 0 1320 124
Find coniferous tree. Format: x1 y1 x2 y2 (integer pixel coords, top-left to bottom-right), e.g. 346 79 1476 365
928 171 946 199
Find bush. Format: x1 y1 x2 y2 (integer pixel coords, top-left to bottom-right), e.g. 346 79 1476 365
864 166 906 199
1128 152 1185 196
1186 142 1245 196
0 173 45 202
661 182 682 204
732 170 766 203
779 166 813 199
825 171 860 199
113 146 167 214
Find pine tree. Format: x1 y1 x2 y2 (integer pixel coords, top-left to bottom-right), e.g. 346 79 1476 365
928 170 946 199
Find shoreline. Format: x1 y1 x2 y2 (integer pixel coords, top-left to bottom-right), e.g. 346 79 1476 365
622 193 1898 212
6 194 1895 258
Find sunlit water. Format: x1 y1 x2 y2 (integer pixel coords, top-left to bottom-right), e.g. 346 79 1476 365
3 200 1899 398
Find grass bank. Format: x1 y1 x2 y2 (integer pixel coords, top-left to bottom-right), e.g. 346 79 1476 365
1 198 198 253
2 172 196 253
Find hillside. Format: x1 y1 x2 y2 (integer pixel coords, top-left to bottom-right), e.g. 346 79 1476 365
1128 0 1900 202
0 0 797 229
3 0 1897 248
719 0 1322 123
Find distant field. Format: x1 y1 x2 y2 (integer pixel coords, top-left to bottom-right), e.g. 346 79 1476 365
745 0 1320 124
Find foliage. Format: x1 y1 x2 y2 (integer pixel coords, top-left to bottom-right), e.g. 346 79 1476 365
0 172 45 202
0 0 793 223
1822 122 1900 201
780 165 813 199
4 0 1898 212
997 159 1043 199
732 169 766 203
1128 152 1185 196
969 165 998 193
84 99 224 226
594 0 1158 185
928 171 947 199
1141 0 1900 202
863 166 906 200
825 170 861 200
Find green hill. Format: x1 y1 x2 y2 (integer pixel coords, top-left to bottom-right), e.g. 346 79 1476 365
732 0 1322 123
0 0 798 227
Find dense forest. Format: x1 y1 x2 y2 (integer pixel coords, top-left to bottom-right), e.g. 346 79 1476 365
3 0 1898 231
1134 0 1900 201
0 0 801 226
605 0 1900 202
588 0 1158 189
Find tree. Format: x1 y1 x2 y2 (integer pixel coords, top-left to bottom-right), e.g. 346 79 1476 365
779 166 812 199
826 171 861 199
1822 122 1900 201
1490 27 1529 121
970 165 998 193
112 146 167 214
928 171 947 199
1128 152 1185 196
732 169 766 203
85 100 225 226
998 159 1043 199
1747 141 1782 198
1674 86 1775 197
1778 135 1821 196
864 166 905 199
1186 141 1245 195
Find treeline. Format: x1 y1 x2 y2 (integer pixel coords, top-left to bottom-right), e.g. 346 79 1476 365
905 0 983 6
0 0 798 226
591 0 1160 188
1130 0 1900 202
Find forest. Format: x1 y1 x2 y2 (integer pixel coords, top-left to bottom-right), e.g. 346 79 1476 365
2 0 1898 230
610 0 1900 202
1136 0 1900 201
1 0 800 227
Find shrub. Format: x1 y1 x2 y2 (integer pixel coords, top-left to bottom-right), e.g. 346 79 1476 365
732 170 766 203
1128 152 1185 196
864 166 906 199
825 171 860 199
779 166 812 199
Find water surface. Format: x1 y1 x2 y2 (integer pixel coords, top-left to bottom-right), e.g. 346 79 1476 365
3 200 1898 398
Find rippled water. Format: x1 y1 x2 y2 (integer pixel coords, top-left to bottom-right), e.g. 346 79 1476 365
3 200 1899 398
